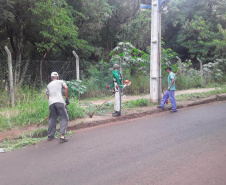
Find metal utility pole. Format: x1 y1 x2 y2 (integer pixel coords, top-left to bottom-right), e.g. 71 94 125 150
72 50 80 80
150 0 161 103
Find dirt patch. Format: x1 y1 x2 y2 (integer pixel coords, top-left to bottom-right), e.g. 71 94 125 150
0 125 46 142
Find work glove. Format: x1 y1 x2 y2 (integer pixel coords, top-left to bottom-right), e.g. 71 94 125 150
167 87 171 91
65 98 70 105
106 85 110 89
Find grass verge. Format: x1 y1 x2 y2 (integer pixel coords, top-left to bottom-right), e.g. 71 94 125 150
0 86 225 131
0 96 86 131
0 129 74 152
176 86 226 101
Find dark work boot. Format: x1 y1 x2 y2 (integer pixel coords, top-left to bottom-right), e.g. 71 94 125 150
157 105 164 110
47 136 55 141
112 111 121 117
60 137 68 143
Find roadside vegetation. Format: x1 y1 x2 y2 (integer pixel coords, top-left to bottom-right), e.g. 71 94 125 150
176 86 226 101
1 86 226 152
1 85 226 132
0 129 74 152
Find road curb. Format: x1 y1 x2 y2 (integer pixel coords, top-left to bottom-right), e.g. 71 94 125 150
68 93 226 131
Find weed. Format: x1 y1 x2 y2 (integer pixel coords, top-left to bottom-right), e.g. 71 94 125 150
0 129 74 152
176 86 226 101
124 98 149 108
29 128 48 138
68 99 86 120
0 96 86 131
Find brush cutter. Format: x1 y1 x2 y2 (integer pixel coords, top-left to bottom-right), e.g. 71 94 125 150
124 80 131 87
89 80 131 118
89 93 115 118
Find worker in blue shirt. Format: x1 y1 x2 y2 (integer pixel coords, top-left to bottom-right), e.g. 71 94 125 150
157 67 177 112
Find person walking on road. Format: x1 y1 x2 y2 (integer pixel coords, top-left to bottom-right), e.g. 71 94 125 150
106 64 124 117
46 72 70 143
157 67 177 112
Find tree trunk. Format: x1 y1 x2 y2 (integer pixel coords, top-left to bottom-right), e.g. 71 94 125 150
4 46 15 107
40 53 47 87
14 24 24 87
19 59 29 86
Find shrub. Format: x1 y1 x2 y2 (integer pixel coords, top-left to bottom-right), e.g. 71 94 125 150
0 95 86 131
67 98 86 120
66 80 87 98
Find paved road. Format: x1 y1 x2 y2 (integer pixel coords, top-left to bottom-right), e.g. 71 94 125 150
1 101 226 185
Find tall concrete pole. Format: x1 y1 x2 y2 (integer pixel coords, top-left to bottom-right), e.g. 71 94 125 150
150 0 161 103
158 7 162 102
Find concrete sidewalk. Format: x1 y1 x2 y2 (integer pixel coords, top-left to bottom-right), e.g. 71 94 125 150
90 88 220 105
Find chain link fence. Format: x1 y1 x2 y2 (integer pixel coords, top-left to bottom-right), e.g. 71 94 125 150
0 60 79 89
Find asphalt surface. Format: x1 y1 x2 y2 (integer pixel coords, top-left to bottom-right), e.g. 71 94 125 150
1 101 226 185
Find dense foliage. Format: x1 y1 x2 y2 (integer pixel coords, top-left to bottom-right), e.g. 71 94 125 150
0 0 225 90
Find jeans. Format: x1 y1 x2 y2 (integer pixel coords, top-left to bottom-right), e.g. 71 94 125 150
160 90 177 112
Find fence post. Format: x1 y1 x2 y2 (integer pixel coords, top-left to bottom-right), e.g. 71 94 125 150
4 46 15 106
197 58 204 86
72 51 79 80
176 56 182 74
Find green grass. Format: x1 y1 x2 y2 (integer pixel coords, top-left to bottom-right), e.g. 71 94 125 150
1 84 225 131
0 137 46 152
68 99 86 120
176 86 226 101
123 98 150 108
0 95 86 131
0 129 74 152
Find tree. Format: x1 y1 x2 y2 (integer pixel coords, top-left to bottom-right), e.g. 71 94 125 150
31 0 87 85
110 42 149 77
116 10 151 52
162 0 226 62
177 18 213 61
0 0 14 23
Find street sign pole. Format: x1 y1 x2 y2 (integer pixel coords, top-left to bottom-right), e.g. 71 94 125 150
150 0 161 103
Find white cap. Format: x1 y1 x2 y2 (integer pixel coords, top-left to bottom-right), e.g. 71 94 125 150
51 72 59 77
